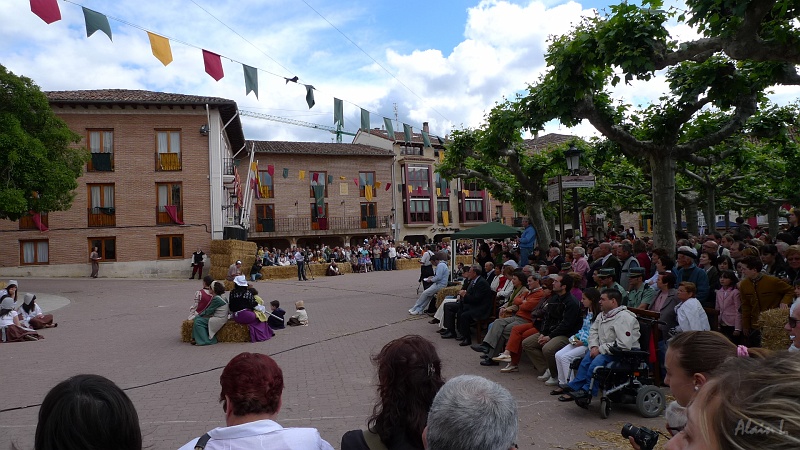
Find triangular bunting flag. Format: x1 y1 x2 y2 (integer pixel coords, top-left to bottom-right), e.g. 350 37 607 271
334 98 344 126
243 65 258 98
299 170 306 180
385 182 391 191
282 168 289 178
408 185 413 193
436 187 441 197
437 136 445 145
267 165 274 177
403 124 412 144
439 151 445 163
304 84 315 109
361 108 370 131
417 186 423 193
422 131 431 147
202 50 224 81
462 189 469 197
31 0 61 24
384 118 394 140
312 172 319 183
339 176 347 180
328 175 333 185
353 178 359 187
375 181 382 189
147 32 173 66
82 7 112 41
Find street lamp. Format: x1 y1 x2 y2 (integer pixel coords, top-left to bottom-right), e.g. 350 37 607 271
565 144 583 238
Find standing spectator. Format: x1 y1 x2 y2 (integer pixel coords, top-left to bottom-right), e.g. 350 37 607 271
226 260 242 281
738 255 793 347
294 247 307 281
633 240 651 277
518 217 537 267
716 270 741 344
388 242 397 270
419 245 435 290
89 246 101 278
190 248 205 279
179 353 334 450
674 246 711 306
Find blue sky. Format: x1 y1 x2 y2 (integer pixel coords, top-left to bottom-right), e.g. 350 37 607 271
1 0 797 143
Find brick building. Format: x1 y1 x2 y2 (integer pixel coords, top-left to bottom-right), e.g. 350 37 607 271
244 141 394 250
0 89 244 277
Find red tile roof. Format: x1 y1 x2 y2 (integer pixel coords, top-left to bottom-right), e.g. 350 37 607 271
522 133 576 153
361 128 446 147
248 140 394 157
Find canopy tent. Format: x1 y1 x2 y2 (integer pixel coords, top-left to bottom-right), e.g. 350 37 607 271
449 221 521 280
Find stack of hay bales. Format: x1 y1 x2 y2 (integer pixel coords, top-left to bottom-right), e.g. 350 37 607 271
758 307 791 351
396 258 420 271
455 255 472 266
209 239 257 290
181 320 250 343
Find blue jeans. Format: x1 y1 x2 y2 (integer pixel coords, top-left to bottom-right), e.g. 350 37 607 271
567 352 616 396
383 257 390 270
520 248 532 267
374 258 382 271
297 261 307 280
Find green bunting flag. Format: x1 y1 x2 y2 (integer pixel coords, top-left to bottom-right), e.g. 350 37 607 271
282 168 289 178
328 175 334 185
437 136 445 145
82 7 112 41
384 118 394 139
243 65 258 98
361 108 370 131
334 98 344 126
304 84 315 109
403 124 412 144
422 131 431 147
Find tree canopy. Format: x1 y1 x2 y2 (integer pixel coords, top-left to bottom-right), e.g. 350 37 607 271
0 64 86 221
445 0 800 250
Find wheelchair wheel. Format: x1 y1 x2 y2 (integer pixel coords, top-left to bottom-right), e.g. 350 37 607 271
636 385 665 418
599 397 611 419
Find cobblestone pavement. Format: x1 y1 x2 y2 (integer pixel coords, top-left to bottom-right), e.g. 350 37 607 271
0 271 663 449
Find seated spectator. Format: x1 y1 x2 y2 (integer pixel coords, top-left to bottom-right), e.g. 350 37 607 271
0 295 42 342
424 375 517 450
559 289 640 401
409 253 449 315
229 276 273 342
671 282 710 335
441 264 493 345
268 300 286 330
492 265 516 301
226 261 242 281
36 374 142 450
188 276 215 320
19 293 56 329
250 260 264 282
191 281 229 346
179 353 334 450
326 260 343 276
287 300 309 326
341 335 444 449
492 278 554 372
551 288 601 395
667 352 800 450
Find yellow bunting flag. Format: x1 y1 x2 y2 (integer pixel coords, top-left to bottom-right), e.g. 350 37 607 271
439 151 445 163
436 187 441 197
299 170 305 180
365 185 374 201
442 211 450 226
462 189 469 197
339 176 347 180
147 32 173 66
408 185 413 193
375 181 382 189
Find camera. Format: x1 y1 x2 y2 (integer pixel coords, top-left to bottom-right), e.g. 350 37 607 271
621 423 659 450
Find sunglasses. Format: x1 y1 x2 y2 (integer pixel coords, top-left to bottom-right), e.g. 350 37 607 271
789 316 799 328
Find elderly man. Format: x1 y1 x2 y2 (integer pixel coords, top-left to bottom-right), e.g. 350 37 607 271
179 352 333 450
674 246 710 306
521 274 582 385
618 242 640 291
484 261 496 284
739 255 793 347
409 252 449 315
441 264 493 345
624 267 655 309
226 260 242 281
561 289 641 401
598 242 622 283
424 375 517 450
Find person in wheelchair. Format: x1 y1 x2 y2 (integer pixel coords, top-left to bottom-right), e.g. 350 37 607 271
558 289 640 402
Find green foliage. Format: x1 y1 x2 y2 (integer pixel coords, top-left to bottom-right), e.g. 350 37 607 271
0 64 87 221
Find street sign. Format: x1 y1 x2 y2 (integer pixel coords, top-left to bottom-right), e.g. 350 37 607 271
547 183 560 202
561 175 596 188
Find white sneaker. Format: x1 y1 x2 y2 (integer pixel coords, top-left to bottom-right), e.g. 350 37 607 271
409 309 416 314
545 377 560 386
492 353 512 362
536 369 551 381
500 364 519 373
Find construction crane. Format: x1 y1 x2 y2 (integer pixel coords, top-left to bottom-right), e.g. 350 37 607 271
238 109 358 143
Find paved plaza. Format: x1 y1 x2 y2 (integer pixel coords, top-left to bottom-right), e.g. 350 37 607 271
0 270 662 449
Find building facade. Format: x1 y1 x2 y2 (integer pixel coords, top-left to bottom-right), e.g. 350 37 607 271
0 89 244 277
244 141 394 249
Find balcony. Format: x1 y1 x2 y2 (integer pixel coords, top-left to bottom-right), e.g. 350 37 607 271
156 205 183 225
156 152 181 171
88 207 116 227
88 153 114 171
19 213 48 230
250 215 390 235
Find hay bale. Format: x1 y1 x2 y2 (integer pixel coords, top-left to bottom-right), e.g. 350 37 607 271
181 320 250 343
396 258 420 271
456 255 473 266
436 286 461 308
758 307 791 351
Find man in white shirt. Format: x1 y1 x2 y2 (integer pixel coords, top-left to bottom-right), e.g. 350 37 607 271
409 252 450 315
388 243 397 270
179 352 334 450
294 247 307 281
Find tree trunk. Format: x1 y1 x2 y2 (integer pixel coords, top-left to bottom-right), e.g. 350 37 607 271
686 201 699 236
612 208 622 229
767 202 780 238
526 194 551 249
704 184 716 233
650 152 677 251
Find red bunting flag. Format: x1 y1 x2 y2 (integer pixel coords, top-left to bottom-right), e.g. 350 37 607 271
385 183 391 191
417 186 423 193
353 178 359 187
312 172 319 183
267 165 274 177
30 0 61 24
202 50 224 81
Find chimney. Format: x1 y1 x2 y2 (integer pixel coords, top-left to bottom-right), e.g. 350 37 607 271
423 122 429 133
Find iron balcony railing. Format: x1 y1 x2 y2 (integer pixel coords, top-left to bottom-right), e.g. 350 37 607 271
251 215 390 233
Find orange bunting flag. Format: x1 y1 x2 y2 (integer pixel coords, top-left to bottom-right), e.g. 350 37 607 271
202 50 224 81
375 181 382 189
407 185 413 193
147 32 173 66
462 189 469 197
339 176 347 180
30 0 61 24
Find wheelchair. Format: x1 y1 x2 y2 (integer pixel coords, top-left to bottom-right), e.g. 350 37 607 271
575 316 666 419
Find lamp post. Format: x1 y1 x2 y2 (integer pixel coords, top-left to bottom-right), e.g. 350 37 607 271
564 144 583 238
